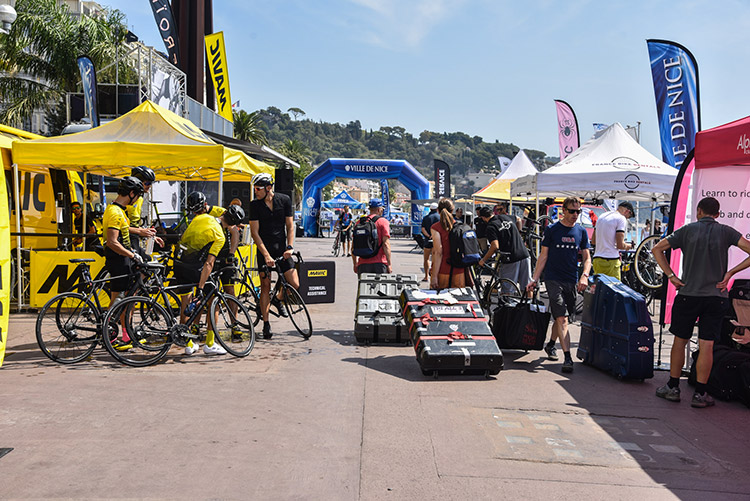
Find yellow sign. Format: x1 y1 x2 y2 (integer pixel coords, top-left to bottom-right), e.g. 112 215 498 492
30 251 107 308
308 269 328 278
205 32 233 122
0 150 11 366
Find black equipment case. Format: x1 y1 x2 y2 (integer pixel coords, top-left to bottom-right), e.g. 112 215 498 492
401 288 503 377
354 273 419 344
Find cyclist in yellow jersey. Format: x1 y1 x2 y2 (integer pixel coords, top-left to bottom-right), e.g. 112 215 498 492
174 192 242 356
127 166 164 257
103 177 145 350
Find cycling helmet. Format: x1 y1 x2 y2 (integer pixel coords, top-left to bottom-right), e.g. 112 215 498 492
117 176 144 197
252 172 274 187
223 204 245 225
186 191 207 213
131 165 156 184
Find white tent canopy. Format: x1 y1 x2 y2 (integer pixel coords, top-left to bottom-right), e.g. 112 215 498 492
511 123 677 202
497 150 538 180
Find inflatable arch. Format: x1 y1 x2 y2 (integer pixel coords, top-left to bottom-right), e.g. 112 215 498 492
302 158 430 237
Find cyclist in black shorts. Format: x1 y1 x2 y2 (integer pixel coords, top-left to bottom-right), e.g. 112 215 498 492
103 176 145 349
248 172 298 339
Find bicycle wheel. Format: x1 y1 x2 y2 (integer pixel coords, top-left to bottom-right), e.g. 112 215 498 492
332 236 340 257
210 294 256 357
36 292 100 364
482 278 522 316
282 285 313 339
235 279 261 327
140 289 181 321
101 296 173 367
634 235 664 289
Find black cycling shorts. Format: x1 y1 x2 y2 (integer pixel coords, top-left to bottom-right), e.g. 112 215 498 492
105 252 134 293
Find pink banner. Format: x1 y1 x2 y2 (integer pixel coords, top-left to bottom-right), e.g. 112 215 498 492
555 100 580 160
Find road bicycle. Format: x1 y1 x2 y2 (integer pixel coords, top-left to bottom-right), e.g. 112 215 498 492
522 215 553 270
35 258 180 364
633 234 664 290
234 251 313 339
332 229 342 257
100 267 256 367
468 256 523 321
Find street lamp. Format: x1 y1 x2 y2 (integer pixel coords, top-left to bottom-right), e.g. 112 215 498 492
0 3 17 35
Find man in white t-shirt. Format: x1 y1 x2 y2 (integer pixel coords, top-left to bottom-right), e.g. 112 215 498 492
590 202 634 280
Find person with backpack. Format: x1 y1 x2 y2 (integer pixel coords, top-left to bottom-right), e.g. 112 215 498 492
351 199 392 274
430 198 481 290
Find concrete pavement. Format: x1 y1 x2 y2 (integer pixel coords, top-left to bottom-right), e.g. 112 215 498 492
1 237 749 500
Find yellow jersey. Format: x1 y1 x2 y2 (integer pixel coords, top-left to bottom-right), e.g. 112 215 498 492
126 197 144 227
180 213 226 259
102 203 131 249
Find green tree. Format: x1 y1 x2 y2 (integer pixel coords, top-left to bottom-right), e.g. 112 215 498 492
233 109 268 145
0 0 127 130
287 107 305 120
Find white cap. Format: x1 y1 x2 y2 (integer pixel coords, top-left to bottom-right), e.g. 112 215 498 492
429 202 438 210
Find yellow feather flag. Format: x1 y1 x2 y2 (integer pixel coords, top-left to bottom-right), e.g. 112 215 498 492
205 32 234 123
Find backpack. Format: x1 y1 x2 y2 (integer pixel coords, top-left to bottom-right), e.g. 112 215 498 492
352 215 381 258
448 223 481 267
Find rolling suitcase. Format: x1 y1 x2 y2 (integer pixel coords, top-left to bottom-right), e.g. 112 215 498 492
401 288 485 330
411 316 503 378
577 275 654 380
354 273 418 345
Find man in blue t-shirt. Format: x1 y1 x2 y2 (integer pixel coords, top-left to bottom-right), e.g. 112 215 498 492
527 197 591 373
338 206 354 256
420 203 440 282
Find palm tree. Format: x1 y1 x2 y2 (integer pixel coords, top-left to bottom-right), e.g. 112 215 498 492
0 0 127 130
233 109 267 145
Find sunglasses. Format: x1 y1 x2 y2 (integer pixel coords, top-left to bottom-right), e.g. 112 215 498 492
566 208 582 215
144 182 152 187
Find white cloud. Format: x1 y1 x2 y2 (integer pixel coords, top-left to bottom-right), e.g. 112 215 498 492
347 0 467 50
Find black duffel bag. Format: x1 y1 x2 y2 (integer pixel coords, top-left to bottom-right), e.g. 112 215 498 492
492 295 550 351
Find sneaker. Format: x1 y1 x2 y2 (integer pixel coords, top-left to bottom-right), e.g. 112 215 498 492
231 327 244 343
691 391 715 408
184 342 200 356
544 344 559 361
561 359 574 373
263 322 272 340
655 384 681 402
272 297 288 317
203 343 227 355
112 340 133 351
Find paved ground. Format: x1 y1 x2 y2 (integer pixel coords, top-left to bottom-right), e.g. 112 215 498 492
2 237 750 500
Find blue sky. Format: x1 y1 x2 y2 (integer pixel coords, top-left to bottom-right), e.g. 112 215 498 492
104 0 750 161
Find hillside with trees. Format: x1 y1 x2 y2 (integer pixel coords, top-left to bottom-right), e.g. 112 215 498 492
252 106 551 195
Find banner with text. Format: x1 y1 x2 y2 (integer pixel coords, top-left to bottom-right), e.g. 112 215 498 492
380 179 390 220
149 0 180 66
204 32 233 122
434 159 450 198
554 100 579 160
77 56 100 128
647 39 700 169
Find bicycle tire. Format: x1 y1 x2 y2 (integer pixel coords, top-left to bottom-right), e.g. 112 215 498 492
235 279 261 326
482 278 523 316
634 235 664 289
210 294 256 357
36 292 100 364
282 285 313 339
101 296 173 367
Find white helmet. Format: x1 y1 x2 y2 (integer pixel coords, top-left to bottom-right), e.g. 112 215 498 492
252 173 274 187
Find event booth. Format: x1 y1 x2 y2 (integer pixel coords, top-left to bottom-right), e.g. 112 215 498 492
512 123 677 202
9 100 274 309
322 190 365 210
473 150 538 202
302 158 429 237
664 115 750 323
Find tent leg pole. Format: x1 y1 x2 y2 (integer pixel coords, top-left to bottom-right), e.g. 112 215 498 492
13 164 22 310
218 167 224 207
82 171 87 252
535 189 540 258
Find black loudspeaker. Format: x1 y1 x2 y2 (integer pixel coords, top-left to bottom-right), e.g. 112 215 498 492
275 168 295 205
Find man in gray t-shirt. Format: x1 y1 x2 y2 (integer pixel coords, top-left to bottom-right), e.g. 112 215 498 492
653 197 750 408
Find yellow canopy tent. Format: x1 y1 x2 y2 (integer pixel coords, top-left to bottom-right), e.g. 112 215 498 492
11 100 273 181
